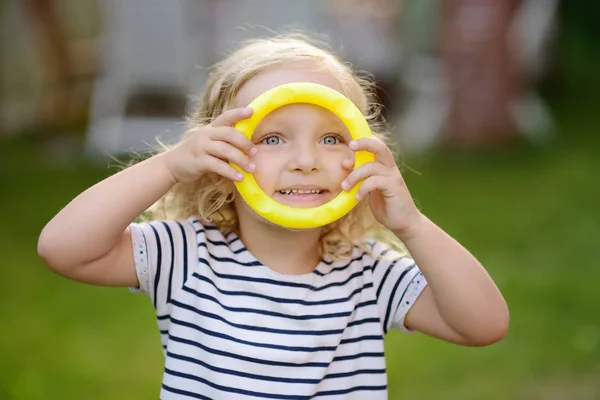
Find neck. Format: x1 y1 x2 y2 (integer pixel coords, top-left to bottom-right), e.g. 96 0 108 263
237 214 323 275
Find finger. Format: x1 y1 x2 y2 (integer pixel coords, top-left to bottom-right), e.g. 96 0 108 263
205 156 244 182
349 138 395 167
355 176 385 201
206 141 255 173
341 157 355 171
211 126 257 156
211 107 253 128
341 162 386 191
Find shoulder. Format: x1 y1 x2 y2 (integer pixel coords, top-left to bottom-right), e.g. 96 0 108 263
320 239 409 276
356 239 410 268
129 217 203 251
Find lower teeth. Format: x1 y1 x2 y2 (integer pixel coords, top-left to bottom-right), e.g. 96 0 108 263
280 191 322 195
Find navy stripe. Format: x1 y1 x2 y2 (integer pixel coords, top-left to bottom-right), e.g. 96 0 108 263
160 222 175 304
192 273 373 306
199 240 247 255
176 221 189 289
332 351 384 362
161 384 212 400
199 258 368 291
383 263 416 333
170 316 338 352
375 258 400 299
323 368 385 380
150 224 162 310
168 350 386 385
170 316 381 352
167 351 324 384
193 227 259 264
312 253 367 276
204 253 262 267
313 384 387 398
227 236 240 245
168 334 330 367
172 298 347 336
340 335 382 345
164 367 310 400
200 237 248 252
347 315 379 328
371 248 392 275
200 224 221 231
320 258 334 265
166 334 384 366
194 224 239 245
182 285 375 321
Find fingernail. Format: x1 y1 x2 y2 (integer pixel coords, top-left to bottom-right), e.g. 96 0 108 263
341 180 349 190
244 107 253 115
248 162 255 171
236 172 244 181
355 193 362 200
349 141 358 149
249 147 257 156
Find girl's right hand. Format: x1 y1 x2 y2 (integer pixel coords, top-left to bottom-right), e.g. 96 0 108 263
163 108 257 184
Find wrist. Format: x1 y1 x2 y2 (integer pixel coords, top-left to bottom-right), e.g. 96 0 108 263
154 152 179 186
156 151 179 186
392 212 429 243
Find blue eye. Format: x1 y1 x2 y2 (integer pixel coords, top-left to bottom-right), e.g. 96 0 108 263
263 136 282 145
321 135 340 145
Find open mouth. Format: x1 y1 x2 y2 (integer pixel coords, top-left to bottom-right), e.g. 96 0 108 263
278 189 325 196
274 188 330 205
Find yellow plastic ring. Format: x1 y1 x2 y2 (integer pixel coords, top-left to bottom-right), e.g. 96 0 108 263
232 82 374 229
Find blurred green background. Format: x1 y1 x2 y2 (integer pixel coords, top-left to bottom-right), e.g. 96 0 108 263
1 1 599 399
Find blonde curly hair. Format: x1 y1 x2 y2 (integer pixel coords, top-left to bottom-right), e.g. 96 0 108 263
145 33 404 260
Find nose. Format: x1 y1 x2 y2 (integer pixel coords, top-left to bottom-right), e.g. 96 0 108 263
288 142 321 173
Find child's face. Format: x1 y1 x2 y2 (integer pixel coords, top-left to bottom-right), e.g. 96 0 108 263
235 65 355 210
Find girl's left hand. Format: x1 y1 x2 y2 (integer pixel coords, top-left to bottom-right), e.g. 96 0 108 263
341 138 423 239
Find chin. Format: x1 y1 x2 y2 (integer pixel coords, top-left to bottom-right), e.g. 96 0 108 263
260 216 321 232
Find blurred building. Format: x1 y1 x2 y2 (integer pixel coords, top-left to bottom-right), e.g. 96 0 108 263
0 0 558 159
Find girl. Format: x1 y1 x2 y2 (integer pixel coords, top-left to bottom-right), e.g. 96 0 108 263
38 34 509 399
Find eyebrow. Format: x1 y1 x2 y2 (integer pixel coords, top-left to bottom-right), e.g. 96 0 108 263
263 111 348 132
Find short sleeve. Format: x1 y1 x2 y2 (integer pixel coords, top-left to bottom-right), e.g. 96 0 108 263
129 223 150 294
128 218 199 314
370 241 428 334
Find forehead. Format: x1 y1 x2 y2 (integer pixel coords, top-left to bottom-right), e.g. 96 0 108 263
234 63 345 108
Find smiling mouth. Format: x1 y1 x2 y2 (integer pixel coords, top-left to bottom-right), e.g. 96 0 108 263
278 189 325 195
274 188 330 206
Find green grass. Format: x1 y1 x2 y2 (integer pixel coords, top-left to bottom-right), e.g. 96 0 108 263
0 103 599 399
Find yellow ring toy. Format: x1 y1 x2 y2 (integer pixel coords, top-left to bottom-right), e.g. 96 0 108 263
232 82 374 229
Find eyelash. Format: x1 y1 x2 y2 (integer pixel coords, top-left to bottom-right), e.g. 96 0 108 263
321 134 345 144
259 133 345 145
260 134 283 145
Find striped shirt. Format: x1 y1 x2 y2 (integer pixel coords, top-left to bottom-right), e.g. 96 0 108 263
129 217 427 399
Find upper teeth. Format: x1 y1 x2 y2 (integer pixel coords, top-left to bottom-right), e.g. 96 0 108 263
280 189 322 195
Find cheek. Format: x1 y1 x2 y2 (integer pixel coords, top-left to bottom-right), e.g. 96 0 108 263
251 153 278 190
326 148 354 178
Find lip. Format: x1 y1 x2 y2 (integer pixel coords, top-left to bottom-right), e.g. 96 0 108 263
273 187 331 207
276 185 327 191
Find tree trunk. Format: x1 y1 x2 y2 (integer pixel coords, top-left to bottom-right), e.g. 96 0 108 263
442 0 521 148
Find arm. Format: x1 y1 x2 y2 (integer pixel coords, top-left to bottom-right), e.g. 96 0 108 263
397 215 509 346
37 153 175 286
38 107 256 287
343 138 509 346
